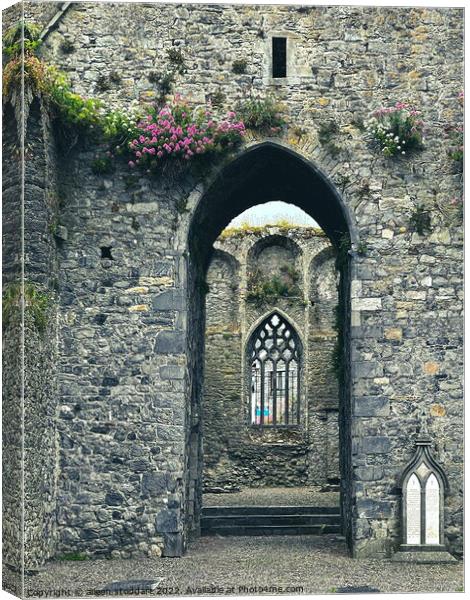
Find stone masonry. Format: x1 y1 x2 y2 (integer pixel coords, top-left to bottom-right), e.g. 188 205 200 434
203 226 340 490
2 1 463 578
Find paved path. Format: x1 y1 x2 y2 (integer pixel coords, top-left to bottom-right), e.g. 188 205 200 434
23 535 463 597
203 486 339 507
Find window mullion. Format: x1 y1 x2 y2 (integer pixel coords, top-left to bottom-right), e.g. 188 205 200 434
272 359 277 425
260 360 265 426
285 359 290 425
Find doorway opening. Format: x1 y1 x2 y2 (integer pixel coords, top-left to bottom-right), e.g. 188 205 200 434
186 142 355 549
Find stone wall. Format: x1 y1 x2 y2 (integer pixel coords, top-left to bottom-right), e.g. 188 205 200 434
203 227 340 490
23 98 62 568
2 100 24 595
2 1 463 562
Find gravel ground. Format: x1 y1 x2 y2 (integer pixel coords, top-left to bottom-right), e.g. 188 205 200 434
203 486 339 507
22 535 463 598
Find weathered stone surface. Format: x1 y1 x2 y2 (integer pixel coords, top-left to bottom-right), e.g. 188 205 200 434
355 397 390 417
361 436 391 455
156 509 179 533
203 229 339 490
4 1 461 567
154 330 185 354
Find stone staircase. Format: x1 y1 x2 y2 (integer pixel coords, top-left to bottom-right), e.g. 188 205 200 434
201 505 342 536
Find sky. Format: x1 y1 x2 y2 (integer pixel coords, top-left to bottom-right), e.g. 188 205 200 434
227 201 319 228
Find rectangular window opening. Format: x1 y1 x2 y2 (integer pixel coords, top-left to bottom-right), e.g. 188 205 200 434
272 37 287 78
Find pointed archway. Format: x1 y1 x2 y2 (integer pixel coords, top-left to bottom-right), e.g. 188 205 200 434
185 141 357 553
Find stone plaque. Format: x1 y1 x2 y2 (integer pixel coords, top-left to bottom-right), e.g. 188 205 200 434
425 474 440 545
406 474 421 544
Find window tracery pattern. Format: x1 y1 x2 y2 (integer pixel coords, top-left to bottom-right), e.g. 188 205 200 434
249 313 301 426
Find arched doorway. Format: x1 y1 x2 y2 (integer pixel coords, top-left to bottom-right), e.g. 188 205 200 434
186 141 356 552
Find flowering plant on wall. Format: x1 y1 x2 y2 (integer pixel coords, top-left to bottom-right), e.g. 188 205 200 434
366 102 424 157
126 96 245 170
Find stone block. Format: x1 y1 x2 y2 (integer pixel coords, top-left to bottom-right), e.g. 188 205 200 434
384 328 402 341
155 330 185 354
356 498 392 518
162 532 184 557
424 361 440 375
352 361 384 378
159 365 185 380
156 509 179 533
152 289 185 311
351 297 382 311
142 472 168 495
355 396 390 417
355 466 384 481
105 490 125 506
361 436 391 454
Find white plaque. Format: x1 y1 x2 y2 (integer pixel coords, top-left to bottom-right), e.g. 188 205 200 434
406 474 421 544
425 474 440 545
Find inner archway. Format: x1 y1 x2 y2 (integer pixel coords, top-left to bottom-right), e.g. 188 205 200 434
186 142 356 552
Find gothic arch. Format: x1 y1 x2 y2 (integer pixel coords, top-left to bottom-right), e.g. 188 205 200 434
245 307 305 351
246 311 303 427
185 140 356 553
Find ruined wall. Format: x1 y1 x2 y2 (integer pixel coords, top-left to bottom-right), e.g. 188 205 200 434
23 99 62 568
5 2 462 561
203 228 340 490
2 101 24 595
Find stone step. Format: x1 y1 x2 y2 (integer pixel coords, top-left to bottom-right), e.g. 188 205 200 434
201 524 342 536
202 505 340 516
201 505 342 537
202 514 341 527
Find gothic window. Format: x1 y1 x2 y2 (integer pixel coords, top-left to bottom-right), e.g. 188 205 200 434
249 313 301 426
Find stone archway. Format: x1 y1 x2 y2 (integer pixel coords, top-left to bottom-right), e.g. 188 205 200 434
185 141 357 553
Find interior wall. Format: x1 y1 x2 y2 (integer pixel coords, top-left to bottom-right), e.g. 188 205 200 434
202 228 340 491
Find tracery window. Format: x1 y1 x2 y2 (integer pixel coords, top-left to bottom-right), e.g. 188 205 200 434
249 313 301 426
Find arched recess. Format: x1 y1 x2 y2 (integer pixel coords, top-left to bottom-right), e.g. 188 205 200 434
205 249 240 328
185 141 356 551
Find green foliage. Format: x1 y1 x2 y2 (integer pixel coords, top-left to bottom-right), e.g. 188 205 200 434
318 120 341 156
221 221 324 239
167 48 186 74
318 120 339 144
237 96 286 134
91 156 115 175
356 241 368 255
2 21 42 58
351 117 365 131
332 304 344 385
46 69 103 138
2 282 51 334
247 265 301 305
445 124 463 172
335 233 351 271
232 59 247 74
58 552 89 561
291 125 307 139
110 71 121 85
410 204 432 236
367 103 424 157
96 74 111 91
334 174 351 194
148 70 175 101
208 90 226 108
59 38 75 54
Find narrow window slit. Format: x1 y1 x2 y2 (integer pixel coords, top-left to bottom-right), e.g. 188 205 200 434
101 246 113 259
272 37 287 78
